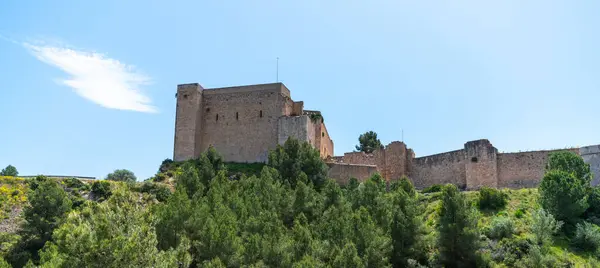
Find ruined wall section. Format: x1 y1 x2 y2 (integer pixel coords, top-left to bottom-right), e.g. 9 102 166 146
411 150 466 189
174 83 203 161
496 148 578 188
465 140 498 189
327 163 377 184
199 84 288 162
581 145 600 186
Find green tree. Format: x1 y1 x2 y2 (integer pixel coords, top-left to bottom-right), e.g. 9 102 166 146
105 169 137 183
176 162 206 199
546 151 592 185
539 170 588 226
437 184 481 268
8 178 72 267
268 138 328 190
0 165 18 176
355 131 383 153
332 242 364 268
389 187 427 267
38 188 191 267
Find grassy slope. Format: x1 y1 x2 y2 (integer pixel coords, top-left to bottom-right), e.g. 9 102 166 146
420 188 597 266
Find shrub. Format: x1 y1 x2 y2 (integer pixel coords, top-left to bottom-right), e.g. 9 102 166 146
572 222 600 252
514 208 525 219
391 176 416 197
62 178 90 191
586 187 600 220
106 169 137 183
422 184 443 194
140 182 172 202
91 181 112 201
531 208 563 246
491 236 533 266
487 217 515 240
478 187 508 210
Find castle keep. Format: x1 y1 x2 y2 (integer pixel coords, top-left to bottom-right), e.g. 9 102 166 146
173 82 333 163
174 82 600 189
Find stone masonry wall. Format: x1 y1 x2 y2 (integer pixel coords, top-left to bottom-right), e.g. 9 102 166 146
174 83 203 161
497 148 579 188
199 84 288 162
464 140 498 189
318 123 334 158
278 116 312 145
327 163 378 184
581 145 600 186
342 152 377 165
410 150 466 189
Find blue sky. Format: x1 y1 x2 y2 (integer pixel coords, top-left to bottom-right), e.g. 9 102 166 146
1 0 598 180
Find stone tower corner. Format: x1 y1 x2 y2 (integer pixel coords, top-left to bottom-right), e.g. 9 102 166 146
464 139 498 189
173 83 204 161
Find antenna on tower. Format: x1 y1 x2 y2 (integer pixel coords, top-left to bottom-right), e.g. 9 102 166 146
276 57 279 82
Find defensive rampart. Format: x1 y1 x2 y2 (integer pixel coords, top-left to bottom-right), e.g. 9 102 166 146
327 139 600 190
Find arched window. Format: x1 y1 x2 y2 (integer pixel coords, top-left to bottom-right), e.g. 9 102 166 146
236 112 239 120
216 114 219 121
259 110 263 118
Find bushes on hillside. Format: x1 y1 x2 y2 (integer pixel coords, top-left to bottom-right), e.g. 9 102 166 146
531 208 562 246
487 217 515 240
421 184 443 194
105 169 137 183
139 182 172 202
268 138 328 190
572 222 600 253
91 181 112 201
478 187 508 210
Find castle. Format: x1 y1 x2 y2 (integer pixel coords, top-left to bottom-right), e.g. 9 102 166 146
173 83 333 163
174 82 600 189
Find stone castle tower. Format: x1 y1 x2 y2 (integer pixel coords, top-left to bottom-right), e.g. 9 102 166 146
173 82 333 163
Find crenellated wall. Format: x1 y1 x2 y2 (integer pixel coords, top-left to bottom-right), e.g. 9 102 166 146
328 139 599 190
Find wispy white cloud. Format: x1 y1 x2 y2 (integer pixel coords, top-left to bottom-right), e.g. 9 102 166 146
24 42 157 113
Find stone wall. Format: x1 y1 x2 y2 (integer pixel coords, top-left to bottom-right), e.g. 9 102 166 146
497 149 579 188
278 116 312 145
173 83 203 161
342 152 376 165
327 163 378 184
581 145 600 186
318 123 334 158
375 142 409 180
465 140 498 189
199 84 289 162
411 150 466 189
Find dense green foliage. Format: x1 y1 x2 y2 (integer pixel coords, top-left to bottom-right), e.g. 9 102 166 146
478 186 508 210
0 166 18 177
436 184 482 267
354 131 383 153
2 142 600 267
105 169 137 183
540 151 591 227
